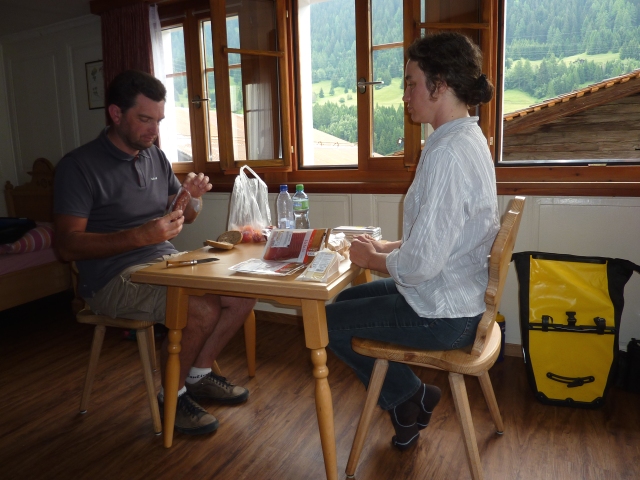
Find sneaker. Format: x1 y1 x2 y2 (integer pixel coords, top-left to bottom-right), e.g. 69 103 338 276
186 372 249 404
158 392 219 435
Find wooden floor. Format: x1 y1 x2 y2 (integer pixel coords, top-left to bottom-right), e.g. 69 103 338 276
1 292 639 480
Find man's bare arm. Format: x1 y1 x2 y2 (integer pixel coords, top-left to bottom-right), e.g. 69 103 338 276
54 211 185 262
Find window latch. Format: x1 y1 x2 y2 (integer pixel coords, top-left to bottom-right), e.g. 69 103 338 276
357 77 384 94
191 95 210 109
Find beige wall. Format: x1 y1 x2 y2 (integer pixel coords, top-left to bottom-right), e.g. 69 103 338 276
0 15 103 216
2 17 639 351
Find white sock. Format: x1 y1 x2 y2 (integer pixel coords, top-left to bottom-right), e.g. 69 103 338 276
158 385 187 402
186 366 212 384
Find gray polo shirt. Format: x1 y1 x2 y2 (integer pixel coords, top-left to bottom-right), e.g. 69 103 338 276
54 128 181 298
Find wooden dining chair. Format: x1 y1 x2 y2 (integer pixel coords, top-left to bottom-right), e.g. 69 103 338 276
72 264 257 435
346 196 525 480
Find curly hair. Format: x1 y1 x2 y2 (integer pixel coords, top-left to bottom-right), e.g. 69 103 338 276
106 70 166 115
407 32 494 107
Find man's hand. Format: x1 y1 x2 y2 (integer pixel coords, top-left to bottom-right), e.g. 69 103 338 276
175 172 212 224
183 172 212 198
136 210 185 245
55 211 185 262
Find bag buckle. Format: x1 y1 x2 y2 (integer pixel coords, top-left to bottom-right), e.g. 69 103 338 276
541 315 553 332
566 311 577 326
593 317 606 334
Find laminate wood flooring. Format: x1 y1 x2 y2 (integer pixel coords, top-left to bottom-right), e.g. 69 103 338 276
1 293 638 480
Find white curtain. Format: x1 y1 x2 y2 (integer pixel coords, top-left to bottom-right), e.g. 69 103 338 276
149 5 179 163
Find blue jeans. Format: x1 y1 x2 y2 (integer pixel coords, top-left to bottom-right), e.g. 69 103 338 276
326 278 482 410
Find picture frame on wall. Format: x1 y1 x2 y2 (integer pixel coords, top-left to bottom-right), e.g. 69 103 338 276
85 60 104 109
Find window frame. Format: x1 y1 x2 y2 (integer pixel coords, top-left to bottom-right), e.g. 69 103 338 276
494 0 640 196
210 0 293 172
158 0 640 197
159 3 215 176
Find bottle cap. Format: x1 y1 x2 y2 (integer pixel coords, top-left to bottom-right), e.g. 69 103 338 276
280 185 288 192
296 184 304 191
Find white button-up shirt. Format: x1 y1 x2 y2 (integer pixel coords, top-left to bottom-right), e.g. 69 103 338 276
386 116 499 318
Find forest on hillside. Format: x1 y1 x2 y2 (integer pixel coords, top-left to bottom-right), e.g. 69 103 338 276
503 0 640 100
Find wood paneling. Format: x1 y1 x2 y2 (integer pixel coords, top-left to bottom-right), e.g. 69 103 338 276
1 293 639 479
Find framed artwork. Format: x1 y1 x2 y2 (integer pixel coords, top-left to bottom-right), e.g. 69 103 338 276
85 60 104 109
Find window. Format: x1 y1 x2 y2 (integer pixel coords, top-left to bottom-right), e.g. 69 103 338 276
209 0 292 171
499 0 640 165
160 25 197 164
159 6 216 176
157 0 640 196
297 0 407 168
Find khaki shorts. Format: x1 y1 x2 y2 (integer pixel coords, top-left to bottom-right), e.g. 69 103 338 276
85 253 184 324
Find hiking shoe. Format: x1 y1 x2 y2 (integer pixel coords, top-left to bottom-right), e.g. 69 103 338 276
186 372 249 404
158 392 219 435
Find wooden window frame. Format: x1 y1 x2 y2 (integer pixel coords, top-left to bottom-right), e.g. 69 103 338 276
156 0 640 197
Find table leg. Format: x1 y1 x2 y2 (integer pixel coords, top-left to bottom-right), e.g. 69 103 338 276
352 268 372 286
301 299 337 480
163 286 190 448
163 328 182 448
311 347 338 480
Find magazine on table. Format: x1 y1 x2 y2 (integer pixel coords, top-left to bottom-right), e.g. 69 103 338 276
229 228 327 276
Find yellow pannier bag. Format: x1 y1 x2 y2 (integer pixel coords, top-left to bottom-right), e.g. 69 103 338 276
513 252 639 408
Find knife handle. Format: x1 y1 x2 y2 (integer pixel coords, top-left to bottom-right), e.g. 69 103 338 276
166 259 195 268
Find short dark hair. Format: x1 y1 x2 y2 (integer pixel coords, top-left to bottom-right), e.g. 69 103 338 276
105 70 166 114
407 32 494 107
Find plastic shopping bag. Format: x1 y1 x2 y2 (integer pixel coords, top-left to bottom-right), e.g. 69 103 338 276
228 165 272 242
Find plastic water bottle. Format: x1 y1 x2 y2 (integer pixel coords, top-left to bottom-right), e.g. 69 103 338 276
276 185 294 229
292 184 310 229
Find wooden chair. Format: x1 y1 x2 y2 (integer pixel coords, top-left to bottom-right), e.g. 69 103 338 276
346 196 525 480
73 264 257 435
77 309 163 434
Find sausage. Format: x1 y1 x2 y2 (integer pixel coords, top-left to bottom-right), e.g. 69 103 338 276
172 188 191 213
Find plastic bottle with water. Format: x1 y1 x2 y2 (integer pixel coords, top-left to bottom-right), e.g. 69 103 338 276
276 185 294 229
292 184 310 229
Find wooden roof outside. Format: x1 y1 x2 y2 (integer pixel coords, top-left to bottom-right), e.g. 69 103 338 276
503 68 640 135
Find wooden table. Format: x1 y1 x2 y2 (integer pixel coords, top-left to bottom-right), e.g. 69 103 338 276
131 243 367 480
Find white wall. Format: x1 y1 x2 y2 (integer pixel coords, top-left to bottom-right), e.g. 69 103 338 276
172 193 640 351
2 17 639 352
0 14 103 214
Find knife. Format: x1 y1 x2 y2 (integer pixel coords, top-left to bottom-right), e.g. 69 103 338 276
166 257 219 268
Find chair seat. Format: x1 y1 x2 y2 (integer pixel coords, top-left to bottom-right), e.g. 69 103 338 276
351 321 502 376
76 308 156 329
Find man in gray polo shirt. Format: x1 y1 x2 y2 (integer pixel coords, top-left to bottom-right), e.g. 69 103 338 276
54 70 255 436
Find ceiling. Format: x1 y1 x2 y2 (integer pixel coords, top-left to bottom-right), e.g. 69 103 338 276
0 0 92 37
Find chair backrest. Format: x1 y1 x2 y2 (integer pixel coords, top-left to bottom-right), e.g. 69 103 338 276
470 196 525 356
4 158 55 222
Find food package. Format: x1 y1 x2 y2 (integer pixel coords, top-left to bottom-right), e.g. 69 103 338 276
326 232 350 259
297 250 341 283
167 186 191 214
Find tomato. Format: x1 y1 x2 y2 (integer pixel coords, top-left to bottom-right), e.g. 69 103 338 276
252 230 265 242
241 227 253 243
